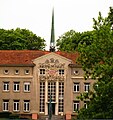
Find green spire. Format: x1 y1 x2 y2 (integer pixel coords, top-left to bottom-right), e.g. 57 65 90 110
50 8 55 52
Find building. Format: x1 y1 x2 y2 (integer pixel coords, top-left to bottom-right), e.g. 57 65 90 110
0 10 95 120
0 50 95 119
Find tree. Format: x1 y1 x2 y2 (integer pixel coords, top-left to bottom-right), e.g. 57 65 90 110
56 30 81 52
56 29 95 52
77 7 113 119
79 30 95 46
0 28 46 50
107 7 113 28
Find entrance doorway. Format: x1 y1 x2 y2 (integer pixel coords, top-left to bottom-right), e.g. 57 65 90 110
48 103 55 115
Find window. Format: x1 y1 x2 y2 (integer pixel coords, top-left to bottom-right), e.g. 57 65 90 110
40 82 45 112
14 82 19 92
24 82 30 92
59 69 64 75
24 100 30 112
3 100 9 111
73 70 79 75
73 83 79 92
25 70 29 74
13 100 19 112
73 101 79 112
48 82 56 102
3 82 9 91
84 101 88 109
15 70 19 74
40 69 45 75
4 70 9 74
94 83 98 90
84 83 90 92
58 82 64 112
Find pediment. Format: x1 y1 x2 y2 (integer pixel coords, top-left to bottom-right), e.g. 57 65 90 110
33 52 72 66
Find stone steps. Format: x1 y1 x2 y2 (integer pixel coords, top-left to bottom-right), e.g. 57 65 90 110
39 115 65 120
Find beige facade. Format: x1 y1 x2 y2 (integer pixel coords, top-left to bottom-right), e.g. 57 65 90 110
0 51 94 118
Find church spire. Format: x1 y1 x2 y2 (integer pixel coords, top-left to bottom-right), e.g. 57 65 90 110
50 8 55 52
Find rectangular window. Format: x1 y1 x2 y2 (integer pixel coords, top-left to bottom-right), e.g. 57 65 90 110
24 82 30 92
84 83 90 92
24 100 30 112
84 101 88 109
3 100 9 111
3 82 9 91
59 69 64 75
14 82 19 92
40 82 45 112
13 100 19 112
58 82 64 112
73 83 79 92
73 101 79 112
40 69 45 74
48 82 56 102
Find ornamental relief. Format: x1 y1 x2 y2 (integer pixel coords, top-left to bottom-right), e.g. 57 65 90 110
38 58 65 81
39 75 64 81
39 59 65 69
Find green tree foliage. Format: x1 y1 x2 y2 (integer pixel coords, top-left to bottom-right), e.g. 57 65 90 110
56 30 81 51
79 30 95 46
0 28 46 50
108 7 113 27
77 7 113 119
56 29 95 52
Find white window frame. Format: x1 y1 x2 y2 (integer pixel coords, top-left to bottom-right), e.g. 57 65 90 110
3 82 9 91
4 70 9 74
24 100 30 112
58 82 64 113
73 70 79 75
13 100 19 112
73 83 79 92
40 82 45 113
48 82 56 102
13 82 20 92
40 69 45 75
15 70 19 75
3 100 9 111
59 69 64 75
84 83 90 92
73 101 79 112
84 101 88 109
25 70 30 75
24 82 30 92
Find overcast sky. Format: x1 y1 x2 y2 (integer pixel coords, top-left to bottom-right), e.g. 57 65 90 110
0 0 113 50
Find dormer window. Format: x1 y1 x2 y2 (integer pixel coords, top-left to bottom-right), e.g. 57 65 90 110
4 70 9 74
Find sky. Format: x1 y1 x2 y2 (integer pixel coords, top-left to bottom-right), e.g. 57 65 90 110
0 0 113 50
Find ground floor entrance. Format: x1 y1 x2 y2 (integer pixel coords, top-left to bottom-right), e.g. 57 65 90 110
40 81 64 115
48 103 55 115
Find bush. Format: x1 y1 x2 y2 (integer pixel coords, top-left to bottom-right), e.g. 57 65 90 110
9 113 19 119
0 112 12 118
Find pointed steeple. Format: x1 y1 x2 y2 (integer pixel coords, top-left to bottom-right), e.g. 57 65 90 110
50 8 55 52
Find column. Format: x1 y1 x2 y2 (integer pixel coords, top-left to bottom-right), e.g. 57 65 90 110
55 81 59 115
45 80 48 115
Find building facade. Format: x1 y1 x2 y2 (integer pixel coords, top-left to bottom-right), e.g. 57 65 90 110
0 50 95 119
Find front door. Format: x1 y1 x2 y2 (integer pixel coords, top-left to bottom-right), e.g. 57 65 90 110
48 103 55 115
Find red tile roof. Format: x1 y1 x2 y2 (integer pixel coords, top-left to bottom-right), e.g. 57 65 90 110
0 50 78 66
